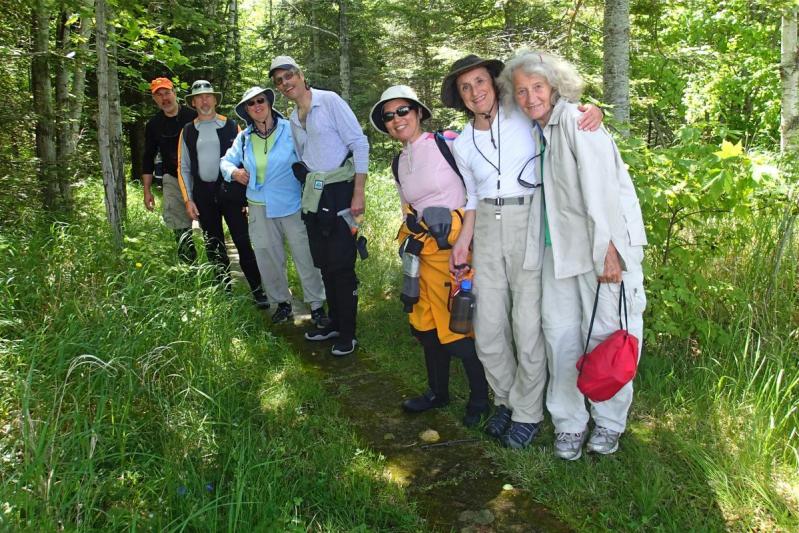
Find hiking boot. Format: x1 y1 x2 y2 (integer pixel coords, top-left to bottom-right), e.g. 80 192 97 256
554 429 588 461
484 405 512 438
253 290 269 310
462 403 490 428
586 426 621 455
501 421 541 450
304 326 340 341
402 390 449 413
271 302 293 324
310 306 330 329
331 339 358 357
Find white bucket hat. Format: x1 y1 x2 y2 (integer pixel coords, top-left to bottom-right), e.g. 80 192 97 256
185 80 222 107
369 85 432 135
234 86 284 124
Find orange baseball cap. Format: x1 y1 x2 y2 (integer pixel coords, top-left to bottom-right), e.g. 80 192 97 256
150 77 174 93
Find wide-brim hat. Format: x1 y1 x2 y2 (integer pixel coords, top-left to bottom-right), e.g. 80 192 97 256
185 80 222 107
440 55 504 110
235 86 284 124
369 85 432 135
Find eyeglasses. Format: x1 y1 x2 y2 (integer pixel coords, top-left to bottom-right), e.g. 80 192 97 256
246 97 267 107
517 132 546 189
192 81 213 90
381 105 415 123
272 70 296 87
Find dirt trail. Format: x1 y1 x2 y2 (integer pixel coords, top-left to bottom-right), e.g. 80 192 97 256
227 245 571 532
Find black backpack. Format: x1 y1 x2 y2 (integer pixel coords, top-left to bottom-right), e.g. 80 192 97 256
391 130 463 185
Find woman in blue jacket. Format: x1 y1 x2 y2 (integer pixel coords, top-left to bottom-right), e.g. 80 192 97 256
220 87 327 326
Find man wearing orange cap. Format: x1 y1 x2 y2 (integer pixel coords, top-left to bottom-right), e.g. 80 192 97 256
142 77 198 263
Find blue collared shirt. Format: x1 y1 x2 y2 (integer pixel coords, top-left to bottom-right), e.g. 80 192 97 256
289 88 369 174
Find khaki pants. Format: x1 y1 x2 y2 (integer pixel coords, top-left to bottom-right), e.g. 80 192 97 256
472 201 546 424
162 174 192 230
248 204 325 307
541 247 646 433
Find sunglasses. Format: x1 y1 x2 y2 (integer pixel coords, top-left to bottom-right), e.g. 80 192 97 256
381 105 415 123
191 81 213 90
246 96 267 107
272 70 296 87
517 135 546 189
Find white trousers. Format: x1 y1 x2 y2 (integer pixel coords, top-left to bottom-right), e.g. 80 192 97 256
541 247 646 433
248 205 325 307
472 202 547 424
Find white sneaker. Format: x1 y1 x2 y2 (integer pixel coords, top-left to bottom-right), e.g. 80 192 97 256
586 426 621 455
554 429 588 460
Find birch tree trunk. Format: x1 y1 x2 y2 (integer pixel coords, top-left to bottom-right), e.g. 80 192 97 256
338 0 351 103
781 8 799 152
603 0 630 135
310 0 320 80
96 0 125 246
31 0 59 210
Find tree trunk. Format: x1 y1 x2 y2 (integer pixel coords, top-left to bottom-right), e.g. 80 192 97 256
31 0 59 211
310 0 320 80
338 0 351 102
96 0 124 246
781 8 799 152
603 0 630 134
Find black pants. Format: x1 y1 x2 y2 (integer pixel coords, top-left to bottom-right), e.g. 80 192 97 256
306 213 358 343
193 180 261 292
413 328 489 412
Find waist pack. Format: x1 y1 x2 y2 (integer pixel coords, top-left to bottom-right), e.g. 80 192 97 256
576 282 639 402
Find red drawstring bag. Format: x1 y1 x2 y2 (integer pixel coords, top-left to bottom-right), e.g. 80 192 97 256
576 281 639 402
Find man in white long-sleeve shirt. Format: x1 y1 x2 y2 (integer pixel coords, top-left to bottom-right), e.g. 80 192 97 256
269 56 369 357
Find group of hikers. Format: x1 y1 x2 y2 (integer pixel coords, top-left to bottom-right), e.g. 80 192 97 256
141 50 647 460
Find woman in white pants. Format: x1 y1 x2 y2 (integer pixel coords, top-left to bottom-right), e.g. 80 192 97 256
500 51 647 459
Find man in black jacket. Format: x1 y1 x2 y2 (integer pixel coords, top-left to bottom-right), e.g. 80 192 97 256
142 77 197 263
177 80 267 308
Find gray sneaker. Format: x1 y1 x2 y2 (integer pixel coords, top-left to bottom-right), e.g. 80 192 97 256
586 426 621 455
554 430 588 461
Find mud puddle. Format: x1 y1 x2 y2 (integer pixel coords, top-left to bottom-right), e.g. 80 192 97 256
274 308 571 533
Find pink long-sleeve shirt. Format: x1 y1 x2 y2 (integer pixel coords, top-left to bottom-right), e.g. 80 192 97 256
395 132 465 212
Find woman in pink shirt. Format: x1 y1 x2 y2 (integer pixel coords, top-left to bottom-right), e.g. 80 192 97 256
370 85 489 427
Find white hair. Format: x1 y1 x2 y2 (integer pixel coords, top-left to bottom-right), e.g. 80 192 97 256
499 50 584 110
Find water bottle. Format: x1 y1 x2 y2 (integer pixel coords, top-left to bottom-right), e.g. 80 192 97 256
399 237 422 312
449 279 475 334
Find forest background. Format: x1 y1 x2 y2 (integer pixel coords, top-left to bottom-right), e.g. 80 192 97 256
0 0 797 531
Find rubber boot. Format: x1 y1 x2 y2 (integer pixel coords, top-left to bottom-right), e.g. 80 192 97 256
402 329 450 412
446 337 490 427
174 228 197 264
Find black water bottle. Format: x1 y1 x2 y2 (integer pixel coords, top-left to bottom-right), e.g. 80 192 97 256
449 279 475 334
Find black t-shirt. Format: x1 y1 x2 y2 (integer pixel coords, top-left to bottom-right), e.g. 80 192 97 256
142 106 197 176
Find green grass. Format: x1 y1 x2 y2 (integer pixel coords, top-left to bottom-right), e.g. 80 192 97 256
0 183 424 531
1 169 797 531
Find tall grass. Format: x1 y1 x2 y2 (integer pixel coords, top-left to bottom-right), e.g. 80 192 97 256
0 183 423 531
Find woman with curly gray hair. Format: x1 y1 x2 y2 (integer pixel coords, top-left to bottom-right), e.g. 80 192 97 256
499 50 648 460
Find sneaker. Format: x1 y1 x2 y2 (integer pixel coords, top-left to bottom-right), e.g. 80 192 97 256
484 405 513 438
501 421 541 449
304 326 340 341
310 307 330 329
586 426 621 455
271 302 293 324
331 339 358 357
402 390 449 413
554 430 588 461
253 290 270 310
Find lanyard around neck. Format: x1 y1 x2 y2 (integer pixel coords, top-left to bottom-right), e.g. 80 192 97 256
471 108 501 194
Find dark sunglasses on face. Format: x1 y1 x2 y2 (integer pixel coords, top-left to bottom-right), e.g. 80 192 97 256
272 71 296 87
382 105 415 123
246 97 267 107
